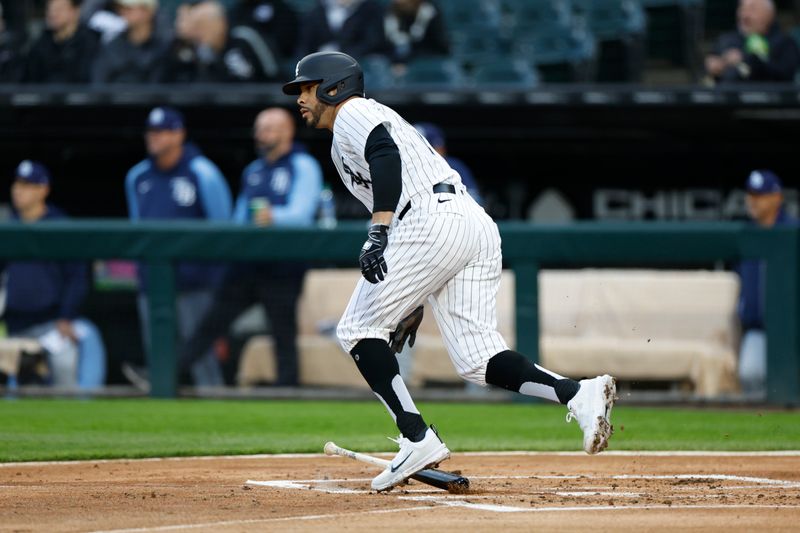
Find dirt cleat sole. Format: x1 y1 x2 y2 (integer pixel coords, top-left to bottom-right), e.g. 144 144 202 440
566 375 617 455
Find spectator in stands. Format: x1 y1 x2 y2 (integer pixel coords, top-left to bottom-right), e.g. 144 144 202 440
162 0 282 82
174 107 323 387
413 122 483 205
81 0 129 44
0 0 27 45
0 3 23 82
91 0 169 83
24 0 99 83
1 160 107 389
296 0 386 60
383 0 448 66
123 106 232 389
161 2 200 82
704 0 800 84
229 0 299 61
735 170 796 396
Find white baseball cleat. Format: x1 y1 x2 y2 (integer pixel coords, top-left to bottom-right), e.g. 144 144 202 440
371 426 450 492
566 375 617 454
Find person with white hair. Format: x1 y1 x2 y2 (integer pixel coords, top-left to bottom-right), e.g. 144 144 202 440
704 0 800 83
296 0 387 60
162 0 282 82
91 0 169 83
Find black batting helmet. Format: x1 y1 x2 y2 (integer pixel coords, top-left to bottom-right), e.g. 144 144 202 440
282 52 364 105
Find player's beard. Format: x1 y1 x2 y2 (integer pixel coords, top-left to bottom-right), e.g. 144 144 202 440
303 101 326 128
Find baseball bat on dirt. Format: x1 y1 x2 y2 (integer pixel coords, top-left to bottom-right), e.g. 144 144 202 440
324 441 470 493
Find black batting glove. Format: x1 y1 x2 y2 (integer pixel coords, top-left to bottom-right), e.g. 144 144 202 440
359 224 389 284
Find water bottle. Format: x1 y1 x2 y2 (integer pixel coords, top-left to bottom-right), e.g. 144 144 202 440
318 186 337 229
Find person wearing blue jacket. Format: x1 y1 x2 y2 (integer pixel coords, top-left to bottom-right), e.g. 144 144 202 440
123 106 232 389
735 169 796 396
1 160 106 389
177 107 323 386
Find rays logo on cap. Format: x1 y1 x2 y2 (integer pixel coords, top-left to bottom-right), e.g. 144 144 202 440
295 62 300 77
749 171 764 190
18 160 33 177
149 108 165 126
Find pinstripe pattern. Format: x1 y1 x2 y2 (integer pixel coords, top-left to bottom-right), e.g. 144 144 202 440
336 190 508 384
332 98 458 213
332 97 508 385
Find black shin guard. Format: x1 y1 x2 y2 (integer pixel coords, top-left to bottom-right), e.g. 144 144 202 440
485 350 580 404
350 339 427 441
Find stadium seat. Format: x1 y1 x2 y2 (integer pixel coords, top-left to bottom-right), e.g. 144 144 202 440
360 55 394 91
705 0 738 36
791 27 800 83
513 25 597 82
283 0 318 15
571 0 647 41
438 0 500 32
498 0 573 31
639 0 705 79
395 57 467 88
790 25 800 52
449 30 510 70
471 58 540 89
570 0 647 82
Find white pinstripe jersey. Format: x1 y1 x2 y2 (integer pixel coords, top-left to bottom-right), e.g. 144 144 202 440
331 98 460 213
333 99 509 383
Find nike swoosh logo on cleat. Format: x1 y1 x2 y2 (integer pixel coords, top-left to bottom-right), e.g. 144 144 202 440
437 199 452 203
390 453 412 473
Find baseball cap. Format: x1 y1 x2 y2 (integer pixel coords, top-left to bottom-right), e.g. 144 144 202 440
115 0 159 7
746 169 782 194
414 122 445 149
15 160 51 185
146 106 184 131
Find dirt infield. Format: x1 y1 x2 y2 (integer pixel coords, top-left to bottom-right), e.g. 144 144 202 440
2 452 800 532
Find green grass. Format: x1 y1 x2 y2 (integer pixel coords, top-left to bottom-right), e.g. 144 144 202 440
0 399 798 462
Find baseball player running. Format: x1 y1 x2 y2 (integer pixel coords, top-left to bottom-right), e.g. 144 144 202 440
283 52 616 492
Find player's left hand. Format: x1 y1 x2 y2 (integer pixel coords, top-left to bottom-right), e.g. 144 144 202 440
359 224 389 283
389 306 424 354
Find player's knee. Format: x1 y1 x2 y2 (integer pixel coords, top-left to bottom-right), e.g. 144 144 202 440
456 361 489 387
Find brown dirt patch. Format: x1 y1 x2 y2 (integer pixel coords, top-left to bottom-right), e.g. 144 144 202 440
2 453 799 532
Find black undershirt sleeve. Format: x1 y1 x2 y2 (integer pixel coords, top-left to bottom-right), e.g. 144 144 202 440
364 123 402 213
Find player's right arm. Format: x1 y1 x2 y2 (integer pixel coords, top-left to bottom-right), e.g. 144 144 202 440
358 123 402 284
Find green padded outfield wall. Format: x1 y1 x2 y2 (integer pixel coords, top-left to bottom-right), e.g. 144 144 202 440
0 221 797 404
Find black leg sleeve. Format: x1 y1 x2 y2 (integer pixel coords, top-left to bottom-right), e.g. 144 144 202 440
486 350 580 405
350 338 428 441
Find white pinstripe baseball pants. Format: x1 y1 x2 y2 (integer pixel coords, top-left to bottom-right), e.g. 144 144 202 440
337 186 509 385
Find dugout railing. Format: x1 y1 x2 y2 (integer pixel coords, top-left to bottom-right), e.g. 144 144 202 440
0 220 797 405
